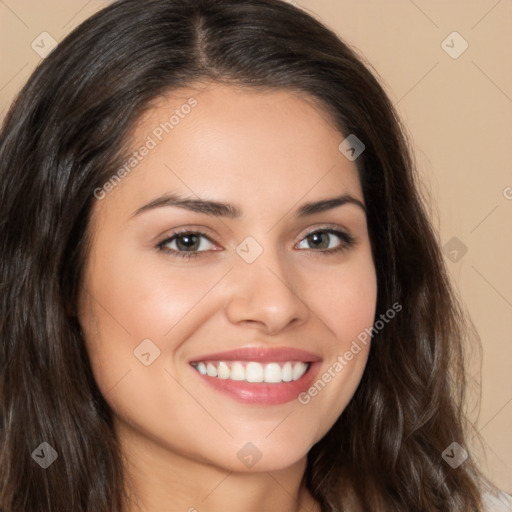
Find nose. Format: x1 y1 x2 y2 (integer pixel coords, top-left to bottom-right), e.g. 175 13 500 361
223 246 311 335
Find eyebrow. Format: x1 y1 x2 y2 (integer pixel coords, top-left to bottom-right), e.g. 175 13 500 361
132 192 366 219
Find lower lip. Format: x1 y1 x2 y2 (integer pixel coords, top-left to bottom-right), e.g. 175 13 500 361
191 362 322 405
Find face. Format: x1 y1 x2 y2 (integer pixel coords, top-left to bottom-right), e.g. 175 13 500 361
78 82 377 474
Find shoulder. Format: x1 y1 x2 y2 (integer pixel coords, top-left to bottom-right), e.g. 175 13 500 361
481 489 512 512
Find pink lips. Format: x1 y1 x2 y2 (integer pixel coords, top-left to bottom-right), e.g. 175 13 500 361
189 347 322 405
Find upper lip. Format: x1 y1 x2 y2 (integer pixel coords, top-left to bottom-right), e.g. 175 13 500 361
189 346 322 364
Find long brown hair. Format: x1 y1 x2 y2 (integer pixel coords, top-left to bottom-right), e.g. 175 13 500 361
0 0 493 510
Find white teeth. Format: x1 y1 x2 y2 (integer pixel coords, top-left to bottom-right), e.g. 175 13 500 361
193 360 310 383
230 362 245 381
292 362 308 380
217 361 230 379
246 362 264 382
282 362 293 382
206 363 217 377
197 362 207 375
264 363 282 383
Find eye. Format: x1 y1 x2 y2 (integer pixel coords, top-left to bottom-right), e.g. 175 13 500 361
157 230 217 259
296 229 355 254
156 227 355 260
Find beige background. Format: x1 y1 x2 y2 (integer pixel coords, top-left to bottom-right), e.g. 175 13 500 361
1 0 510 492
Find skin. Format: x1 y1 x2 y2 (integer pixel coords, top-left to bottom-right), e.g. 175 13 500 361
77 82 377 512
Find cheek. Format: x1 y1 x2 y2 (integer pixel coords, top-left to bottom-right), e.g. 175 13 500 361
296 254 377 427
82 243 226 346
77 251 215 445
329 270 377 342
304 252 378 344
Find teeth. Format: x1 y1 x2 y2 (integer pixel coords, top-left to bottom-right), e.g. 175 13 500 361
264 363 282 383
246 361 264 382
282 362 293 382
230 362 245 381
292 362 307 380
192 360 309 383
217 361 230 379
206 363 217 377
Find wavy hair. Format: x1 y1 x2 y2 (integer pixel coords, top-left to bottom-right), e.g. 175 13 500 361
0 0 493 510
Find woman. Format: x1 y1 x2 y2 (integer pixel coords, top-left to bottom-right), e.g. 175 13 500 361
0 0 509 510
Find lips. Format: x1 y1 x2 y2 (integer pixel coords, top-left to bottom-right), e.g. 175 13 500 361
189 347 322 405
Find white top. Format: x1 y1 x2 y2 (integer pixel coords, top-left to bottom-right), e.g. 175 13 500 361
482 490 512 511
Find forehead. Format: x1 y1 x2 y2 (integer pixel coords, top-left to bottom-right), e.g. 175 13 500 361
95 82 363 222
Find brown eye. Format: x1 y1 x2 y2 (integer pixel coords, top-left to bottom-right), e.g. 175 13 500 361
157 231 217 258
174 234 201 251
296 229 355 253
305 231 331 249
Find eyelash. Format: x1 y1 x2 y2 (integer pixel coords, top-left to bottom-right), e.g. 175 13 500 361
156 227 356 260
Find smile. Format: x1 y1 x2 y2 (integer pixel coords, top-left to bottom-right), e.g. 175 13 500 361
191 360 309 383
188 346 322 405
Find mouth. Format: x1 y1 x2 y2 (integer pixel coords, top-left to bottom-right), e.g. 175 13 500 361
188 347 322 405
191 360 310 383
